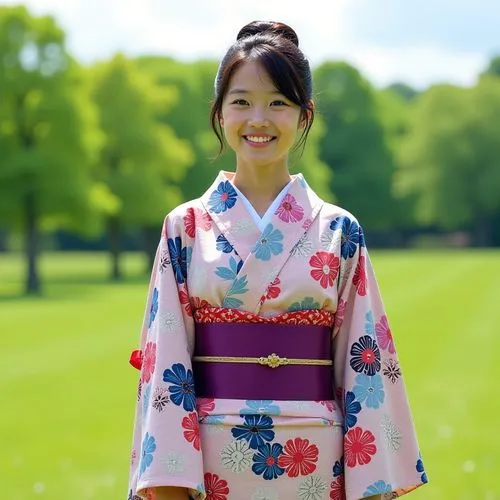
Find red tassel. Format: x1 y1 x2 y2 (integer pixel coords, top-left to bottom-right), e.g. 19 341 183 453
129 349 143 370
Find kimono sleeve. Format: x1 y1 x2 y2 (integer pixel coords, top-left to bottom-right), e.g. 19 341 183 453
332 222 428 499
127 214 205 500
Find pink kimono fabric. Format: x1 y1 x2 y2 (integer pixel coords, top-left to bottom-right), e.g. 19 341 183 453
127 171 427 500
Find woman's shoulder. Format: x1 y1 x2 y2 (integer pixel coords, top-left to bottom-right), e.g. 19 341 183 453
162 197 207 238
320 200 361 227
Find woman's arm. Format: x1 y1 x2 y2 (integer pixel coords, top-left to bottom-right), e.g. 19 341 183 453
154 487 189 500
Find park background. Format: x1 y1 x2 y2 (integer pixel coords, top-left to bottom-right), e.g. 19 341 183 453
1 1 499 498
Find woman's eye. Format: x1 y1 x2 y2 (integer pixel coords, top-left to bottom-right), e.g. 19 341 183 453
231 99 248 106
270 100 288 107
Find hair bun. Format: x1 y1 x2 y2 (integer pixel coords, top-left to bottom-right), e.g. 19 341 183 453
236 21 299 47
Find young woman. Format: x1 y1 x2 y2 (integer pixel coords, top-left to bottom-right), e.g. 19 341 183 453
127 21 428 500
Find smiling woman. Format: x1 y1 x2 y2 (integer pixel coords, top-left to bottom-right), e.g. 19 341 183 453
126 20 427 500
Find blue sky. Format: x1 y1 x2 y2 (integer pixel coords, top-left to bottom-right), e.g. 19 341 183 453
4 0 500 89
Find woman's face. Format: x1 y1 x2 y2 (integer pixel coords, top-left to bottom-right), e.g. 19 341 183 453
220 60 303 172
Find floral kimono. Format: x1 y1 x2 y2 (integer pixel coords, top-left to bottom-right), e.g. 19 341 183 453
127 171 428 500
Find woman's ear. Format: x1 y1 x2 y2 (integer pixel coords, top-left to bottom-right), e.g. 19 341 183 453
218 112 224 127
299 99 314 129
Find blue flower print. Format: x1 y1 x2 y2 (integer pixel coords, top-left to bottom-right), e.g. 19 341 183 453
252 443 285 480
364 310 375 337
208 181 237 213
417 455 428 483
363 480 392 496
240 400 281 416
330 216 360 259
332 456 344 477
353 374 385 409
251 224 283 261
287 296 321 312
162 363 196 411
142 383 151 418
139 432 156 476
344 391 361 432
148 287 159 328
216 234 234 253
167 237 192 284
359 225 366 247
231 414 275 449
350 335 381 376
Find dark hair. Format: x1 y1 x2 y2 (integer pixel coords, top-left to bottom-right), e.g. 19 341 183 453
210 21 315 155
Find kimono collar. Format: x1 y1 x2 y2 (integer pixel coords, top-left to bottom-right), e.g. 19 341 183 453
200 170 324 263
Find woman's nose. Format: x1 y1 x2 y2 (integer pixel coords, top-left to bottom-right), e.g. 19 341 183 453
248 109 269 127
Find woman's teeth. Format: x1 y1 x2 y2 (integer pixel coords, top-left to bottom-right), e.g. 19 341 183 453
246 136 273 143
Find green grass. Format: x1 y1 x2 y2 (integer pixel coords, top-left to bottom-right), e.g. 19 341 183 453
1 250 499 499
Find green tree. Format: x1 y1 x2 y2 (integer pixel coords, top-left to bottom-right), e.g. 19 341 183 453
0 6 103 294
135 57 231 201
90 54 193 278
481 55 500 78
386 82 419 102
398 79 500 245
313 62 396 231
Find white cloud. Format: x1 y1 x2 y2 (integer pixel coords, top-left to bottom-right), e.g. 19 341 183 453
337 44 487 89
1 0 495 88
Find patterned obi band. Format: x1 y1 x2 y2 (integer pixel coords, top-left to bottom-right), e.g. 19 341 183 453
192 322 334 401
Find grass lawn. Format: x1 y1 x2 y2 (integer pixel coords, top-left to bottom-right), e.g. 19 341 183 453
0 250 498 499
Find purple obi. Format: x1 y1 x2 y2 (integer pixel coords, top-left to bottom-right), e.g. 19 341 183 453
192 322 334 401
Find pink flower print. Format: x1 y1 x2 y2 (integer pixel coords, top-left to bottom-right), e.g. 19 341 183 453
302 218 313 230
275 194 304 223
376 315 395 354
333 298 347 334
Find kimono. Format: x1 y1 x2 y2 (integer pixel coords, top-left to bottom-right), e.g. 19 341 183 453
127 170 428 500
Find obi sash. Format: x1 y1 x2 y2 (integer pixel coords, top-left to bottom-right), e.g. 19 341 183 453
192 322 334 401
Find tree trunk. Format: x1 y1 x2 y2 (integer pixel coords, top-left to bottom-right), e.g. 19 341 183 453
25 191 40 295
108 216 122 280
474 216 492 247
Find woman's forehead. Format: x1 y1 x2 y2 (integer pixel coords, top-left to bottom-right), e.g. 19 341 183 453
227 61 279 94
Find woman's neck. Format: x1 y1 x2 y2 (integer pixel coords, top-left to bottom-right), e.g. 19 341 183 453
232 166 292 217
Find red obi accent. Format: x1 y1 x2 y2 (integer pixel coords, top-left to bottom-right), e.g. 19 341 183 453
129 349 143 370
194 306 334 326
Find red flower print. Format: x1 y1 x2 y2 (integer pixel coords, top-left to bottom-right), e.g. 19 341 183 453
333 298 347 334
278 437 319 477
184 208 197 238
376 315 395 354
204 472 229 500
184 207 212 238
179 289 192 317
275 193 304 223
190 296 211 313
266 277 281 300
182 411 201 451
196 398 215 417
309 252 340 289
317 400 335 412
329 476 345 500
344 427 377 467
141 342 156 383
353 255 367 296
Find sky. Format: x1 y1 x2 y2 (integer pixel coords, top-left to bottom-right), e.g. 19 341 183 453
3 0 500 89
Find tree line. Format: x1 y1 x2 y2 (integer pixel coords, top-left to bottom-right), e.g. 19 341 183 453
1 6 500 294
